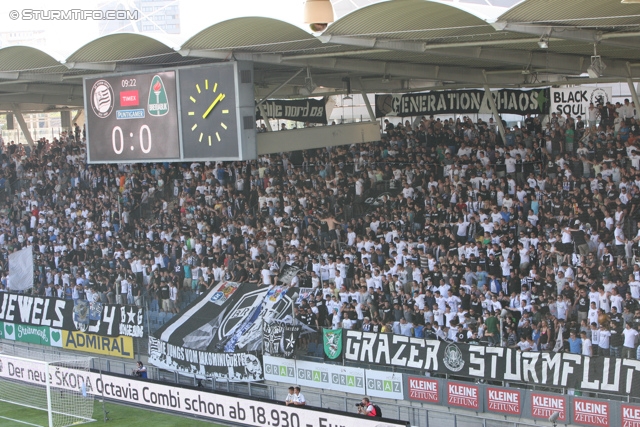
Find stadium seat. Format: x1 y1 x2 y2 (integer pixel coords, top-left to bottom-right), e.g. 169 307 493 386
315 344 324 358
148 311 158 332
306 342 316 356
157 311 167 325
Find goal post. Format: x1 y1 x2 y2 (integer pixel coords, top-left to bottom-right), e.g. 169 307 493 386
0 353 95 427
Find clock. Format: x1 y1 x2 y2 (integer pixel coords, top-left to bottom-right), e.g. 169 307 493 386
179 64 241 160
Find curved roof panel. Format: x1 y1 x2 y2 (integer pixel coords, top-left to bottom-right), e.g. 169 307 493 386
498 0 640 28
0 46 67 73
326 0 497 41
182 17 321 53
66 33 180 64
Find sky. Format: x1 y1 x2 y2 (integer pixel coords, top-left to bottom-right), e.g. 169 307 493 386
0 0 516 60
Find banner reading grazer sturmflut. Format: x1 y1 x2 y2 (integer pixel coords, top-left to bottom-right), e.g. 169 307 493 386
0 294 144 338
343 330 640 396
323 328 342 360
375 88 550 118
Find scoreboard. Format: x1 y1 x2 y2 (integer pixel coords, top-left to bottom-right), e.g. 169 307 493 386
84 62 256 163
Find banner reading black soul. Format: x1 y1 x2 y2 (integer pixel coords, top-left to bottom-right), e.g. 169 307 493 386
262 323 301 359
344 331 640 396
0 293 144 338
375 88 550 118
256 99 327 124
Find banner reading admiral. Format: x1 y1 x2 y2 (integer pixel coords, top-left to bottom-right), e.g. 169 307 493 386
375 88 550 118
343 330 640 395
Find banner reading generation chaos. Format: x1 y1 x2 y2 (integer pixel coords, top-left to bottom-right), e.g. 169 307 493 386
343 330 640 396
0 293 144 338
375 88 550 118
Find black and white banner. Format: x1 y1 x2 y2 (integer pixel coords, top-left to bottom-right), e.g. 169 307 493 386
262 323 301 359
151 282 297 379
0 293 144 338
344 331 640 395
375 88 550 118
148 336 264 381
277 264 301 287
256 99 327 124
155 281 296 353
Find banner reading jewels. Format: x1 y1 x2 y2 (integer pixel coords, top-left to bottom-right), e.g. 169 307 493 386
375 88 550 118
343 330 640 396
0 294 144 338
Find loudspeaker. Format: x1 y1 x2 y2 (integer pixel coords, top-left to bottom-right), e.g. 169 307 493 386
61 111 71 129
6 114 13 130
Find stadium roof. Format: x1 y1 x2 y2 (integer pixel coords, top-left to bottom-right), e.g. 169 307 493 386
0 0 639 112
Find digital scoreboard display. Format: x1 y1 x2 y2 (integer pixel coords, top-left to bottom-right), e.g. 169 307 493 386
84 63 257 164
85 71 181 163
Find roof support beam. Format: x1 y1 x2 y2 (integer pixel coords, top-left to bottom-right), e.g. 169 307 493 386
492 23 640 50
181 49 528 85
0 72 64 82
629 78 640 118
177 49 234 60
64 62 154 72
11 104 34 147
0 93 84 106
317 34 633 77
318 34 542 50
276 57 526 86
0 83 82 96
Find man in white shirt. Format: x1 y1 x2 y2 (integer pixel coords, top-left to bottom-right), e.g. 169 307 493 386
284 386 295 406
581 331 592 357
623 323 639 359
291 386 306 406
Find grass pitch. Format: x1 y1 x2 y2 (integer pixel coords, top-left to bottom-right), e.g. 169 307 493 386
0 399 229 427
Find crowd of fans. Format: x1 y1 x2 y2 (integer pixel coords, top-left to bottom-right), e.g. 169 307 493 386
0 98 640 361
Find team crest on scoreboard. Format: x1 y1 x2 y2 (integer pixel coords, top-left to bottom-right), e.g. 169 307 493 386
148 75 169 116
443 344 465 372
90 79 114 119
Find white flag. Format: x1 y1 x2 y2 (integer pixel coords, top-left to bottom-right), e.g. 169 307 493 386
8 246 34 291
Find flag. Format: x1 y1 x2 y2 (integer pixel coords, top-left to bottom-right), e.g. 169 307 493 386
8 246 33 291
282 324 301 359
323 328 343 360
263 322 301 358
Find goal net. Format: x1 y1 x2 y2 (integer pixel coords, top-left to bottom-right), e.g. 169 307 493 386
0 350 95 427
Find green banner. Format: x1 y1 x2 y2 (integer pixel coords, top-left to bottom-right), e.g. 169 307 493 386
2 322 62 347
323 328 343 360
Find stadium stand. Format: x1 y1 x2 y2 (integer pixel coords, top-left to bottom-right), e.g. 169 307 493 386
1 107 640 361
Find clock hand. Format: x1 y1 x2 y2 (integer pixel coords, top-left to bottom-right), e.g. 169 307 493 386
202 93 225 119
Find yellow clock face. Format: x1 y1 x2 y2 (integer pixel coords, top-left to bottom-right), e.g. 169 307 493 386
186 79 231 146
